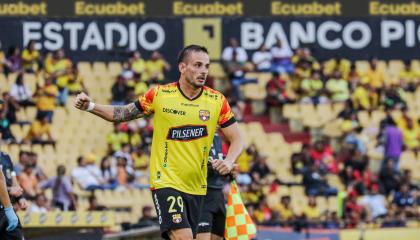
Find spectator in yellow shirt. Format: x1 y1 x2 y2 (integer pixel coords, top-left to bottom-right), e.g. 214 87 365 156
303 196 321 226
399 61 420 92
127 73 148 96
34 77 58 122
396 107 419 132
352 82 378 110
324 57 351 79
106 124 129 152
49 49 72 106
23 113 55 145
146 51 170 83
21 40 40 73
131 51 147 80
365 58 385 90
326 70 350 102
293 60 312 91
67 65 87 95
272 195 295 224
403 120 420 151
300 71 328 104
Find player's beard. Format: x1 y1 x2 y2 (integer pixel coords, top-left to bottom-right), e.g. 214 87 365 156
186 74 205 89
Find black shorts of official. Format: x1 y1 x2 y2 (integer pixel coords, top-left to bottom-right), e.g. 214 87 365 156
197 188 226 237
0 209 24 240
151 188 204 240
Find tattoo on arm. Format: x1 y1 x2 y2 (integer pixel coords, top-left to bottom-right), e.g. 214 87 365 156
113 103 143 122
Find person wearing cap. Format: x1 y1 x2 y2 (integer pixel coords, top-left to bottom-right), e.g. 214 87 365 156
0 99 24 239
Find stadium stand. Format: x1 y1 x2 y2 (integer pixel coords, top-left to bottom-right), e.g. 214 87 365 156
1 31 420 240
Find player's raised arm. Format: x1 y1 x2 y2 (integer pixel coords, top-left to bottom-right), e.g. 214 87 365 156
73 92 144 122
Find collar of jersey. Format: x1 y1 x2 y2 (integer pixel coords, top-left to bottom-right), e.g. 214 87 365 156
177 81 204 101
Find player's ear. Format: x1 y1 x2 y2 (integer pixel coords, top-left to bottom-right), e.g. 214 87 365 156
178 62 186 74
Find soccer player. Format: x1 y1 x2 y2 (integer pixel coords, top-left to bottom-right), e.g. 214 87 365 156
197 132 229 240
74 45 244 240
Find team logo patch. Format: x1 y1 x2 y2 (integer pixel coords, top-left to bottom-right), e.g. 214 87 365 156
199 110 210 121
172 214 182 224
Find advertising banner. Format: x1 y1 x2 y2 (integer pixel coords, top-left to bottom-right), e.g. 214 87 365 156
0 18 183 64
1 17 419 64
1 0 420 18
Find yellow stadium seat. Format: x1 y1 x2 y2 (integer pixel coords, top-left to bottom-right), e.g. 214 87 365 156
411 60 420 71
332 102 345 115
302 113 323 128
247 122 264 135
376 60 387 72
92 62 108 76
209 62 226 79
10 125 23 141
245 72 272 87
77 62 92 76
15 110 28 123
0 74 7 90
283 104 300 120
23 74 37 93
322 119 343 138
388 60 404 75
400 151 416 170
357 111 370 127
371 110 386 126
243 84 266 100
7 73 17 88
25 107 37 121
355 60 369 74
300 104 316 116
108 62 122 77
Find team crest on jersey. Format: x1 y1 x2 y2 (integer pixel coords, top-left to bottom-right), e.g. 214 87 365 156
172 214 182 224
199 110 210 121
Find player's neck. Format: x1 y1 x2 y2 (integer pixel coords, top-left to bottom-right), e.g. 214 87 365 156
178 79 203 100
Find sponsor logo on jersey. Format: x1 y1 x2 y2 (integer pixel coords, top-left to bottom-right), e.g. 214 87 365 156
163 107 186 116
198 222 210 227
172 214 182 224
181 102 199 107
162 89 177 93
199 110 210 121
167 125 208 141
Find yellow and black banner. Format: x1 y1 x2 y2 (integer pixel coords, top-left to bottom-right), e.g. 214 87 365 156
1 0 420 17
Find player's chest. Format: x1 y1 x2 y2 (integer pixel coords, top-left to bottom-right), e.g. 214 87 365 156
155 98 218 125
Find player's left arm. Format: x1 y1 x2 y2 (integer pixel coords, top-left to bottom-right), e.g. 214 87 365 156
213 122 244 175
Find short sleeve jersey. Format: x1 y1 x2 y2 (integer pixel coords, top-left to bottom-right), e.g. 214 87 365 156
136 82 235 195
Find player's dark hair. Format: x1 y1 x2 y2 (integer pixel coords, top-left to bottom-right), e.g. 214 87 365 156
177 45 208 64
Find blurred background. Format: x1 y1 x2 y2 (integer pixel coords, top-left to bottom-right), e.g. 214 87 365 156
0 0 419 239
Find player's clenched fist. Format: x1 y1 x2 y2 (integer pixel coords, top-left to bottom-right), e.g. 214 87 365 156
74 92 91 111
211 159 235 176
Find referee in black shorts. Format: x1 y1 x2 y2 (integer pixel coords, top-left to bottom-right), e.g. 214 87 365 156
197 132 230 240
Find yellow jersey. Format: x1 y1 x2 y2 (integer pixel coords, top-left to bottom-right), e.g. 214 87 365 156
136 82 235 195
21 48 40 70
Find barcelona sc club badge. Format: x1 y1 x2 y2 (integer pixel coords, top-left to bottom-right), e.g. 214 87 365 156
172 214 182 224
199 110 210 121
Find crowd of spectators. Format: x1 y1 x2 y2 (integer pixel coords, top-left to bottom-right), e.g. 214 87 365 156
218 37 419 229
